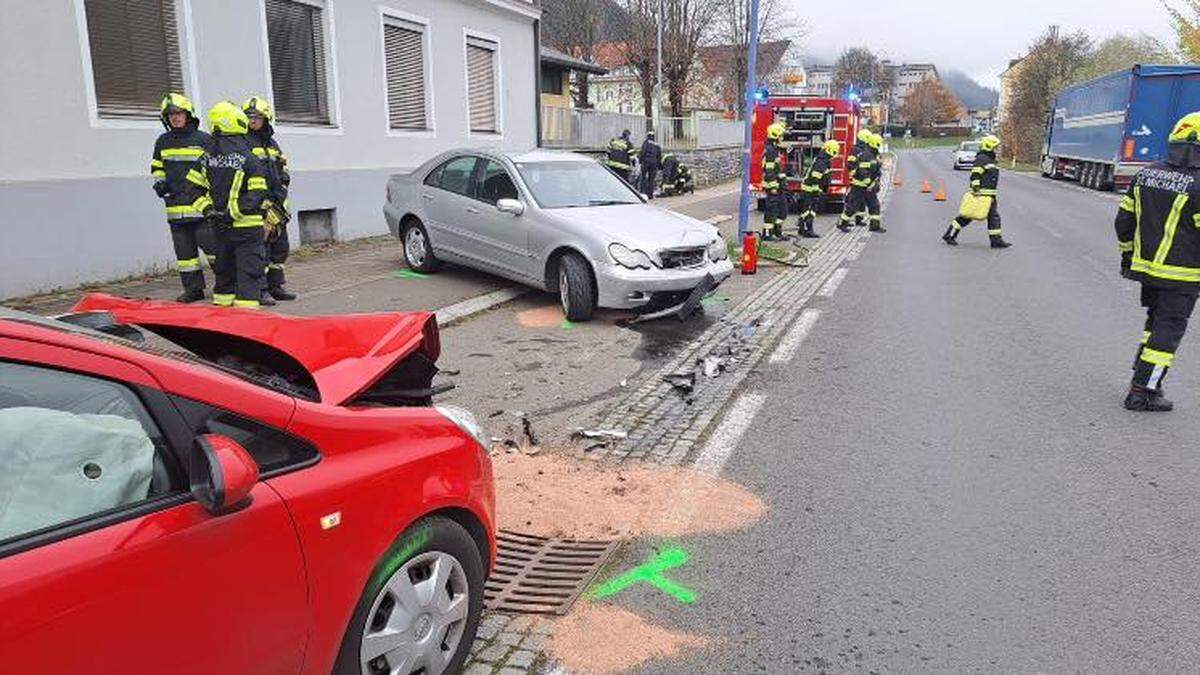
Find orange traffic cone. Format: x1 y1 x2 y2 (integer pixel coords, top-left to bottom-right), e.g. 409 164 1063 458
921 179 932 193
934 181 947 201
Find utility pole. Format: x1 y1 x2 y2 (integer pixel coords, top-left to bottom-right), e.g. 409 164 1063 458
653 0 663 132
736 0 761 239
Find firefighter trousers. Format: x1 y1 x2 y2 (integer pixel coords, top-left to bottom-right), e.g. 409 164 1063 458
951 197 1003 241
264 223 290 290
865 188 882 229
170 219 217 294
640 166 658 198
796 191 824 230
213 226 266 308
763 189 787 235
840 186 872 226
1132 285 1198 390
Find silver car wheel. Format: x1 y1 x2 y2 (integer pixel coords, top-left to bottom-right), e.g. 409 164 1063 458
559 266 571 315
405 228 428 269
360 551 470 675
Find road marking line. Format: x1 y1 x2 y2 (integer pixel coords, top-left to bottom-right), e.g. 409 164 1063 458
435 287 527 327
704 214 733 225
692 393 767 475
769 309 820 363
818 268 848 297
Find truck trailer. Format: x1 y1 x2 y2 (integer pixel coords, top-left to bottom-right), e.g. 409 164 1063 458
750 96 862 210
1041 64 1200 191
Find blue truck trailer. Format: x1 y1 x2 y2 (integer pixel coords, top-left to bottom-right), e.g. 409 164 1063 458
1041 64 1200 191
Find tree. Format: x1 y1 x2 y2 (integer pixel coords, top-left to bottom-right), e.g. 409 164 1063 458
900 79 963 129
613 0 659 116
832 47 894 103
1004 26 1092 162
661 0 721 118
709 0 804 118
541 0 605 107
1071 33 1177 84
1163 0 1200 60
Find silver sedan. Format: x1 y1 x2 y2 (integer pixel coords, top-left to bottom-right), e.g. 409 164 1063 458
383 148 733 321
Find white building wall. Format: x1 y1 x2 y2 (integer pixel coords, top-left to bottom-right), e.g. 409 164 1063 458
0 0 538 298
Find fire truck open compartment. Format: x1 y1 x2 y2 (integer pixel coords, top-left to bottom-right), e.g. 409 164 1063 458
750 97 862 214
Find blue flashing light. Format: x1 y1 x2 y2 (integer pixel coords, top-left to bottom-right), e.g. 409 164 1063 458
754 87 770 103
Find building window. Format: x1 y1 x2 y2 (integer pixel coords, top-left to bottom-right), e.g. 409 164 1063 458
541 66 564 95
82 0 184 118
265 0 330 125
382 16 429 130
466 35 499 133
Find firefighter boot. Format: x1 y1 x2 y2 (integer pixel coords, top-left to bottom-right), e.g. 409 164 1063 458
259 291 277 307
269 285 297 301
990 235 1012 249
1124 384 1174 412
942 224 959 246
176 289 205 303
802 222 820 238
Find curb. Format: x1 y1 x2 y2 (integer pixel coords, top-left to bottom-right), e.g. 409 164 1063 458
436 287 529 327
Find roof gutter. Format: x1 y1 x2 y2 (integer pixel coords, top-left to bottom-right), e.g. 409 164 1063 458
534 17 543 148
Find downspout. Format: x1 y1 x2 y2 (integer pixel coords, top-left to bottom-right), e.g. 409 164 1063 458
534 18 543 148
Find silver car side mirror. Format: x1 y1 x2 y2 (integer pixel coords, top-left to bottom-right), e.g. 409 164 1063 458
496 198 525 216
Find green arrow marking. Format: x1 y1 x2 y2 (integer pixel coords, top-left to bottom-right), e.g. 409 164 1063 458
393 269 429 280
589 547 696 604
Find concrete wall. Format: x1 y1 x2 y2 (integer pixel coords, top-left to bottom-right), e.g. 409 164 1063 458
0 0 538 299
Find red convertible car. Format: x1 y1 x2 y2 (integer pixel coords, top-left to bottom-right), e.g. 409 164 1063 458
0 294 495 675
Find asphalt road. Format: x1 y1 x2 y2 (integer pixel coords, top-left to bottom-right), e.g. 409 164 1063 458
618 149 1200 672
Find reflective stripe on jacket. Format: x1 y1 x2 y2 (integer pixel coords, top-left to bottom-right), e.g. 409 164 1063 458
1115 155 1200 288
205 134 269 228
151 125 213 222
970 150 1000 196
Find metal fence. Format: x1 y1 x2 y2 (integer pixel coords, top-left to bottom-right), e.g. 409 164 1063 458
540 106 742 151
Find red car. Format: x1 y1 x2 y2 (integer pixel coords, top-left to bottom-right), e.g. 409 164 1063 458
0 294 495 675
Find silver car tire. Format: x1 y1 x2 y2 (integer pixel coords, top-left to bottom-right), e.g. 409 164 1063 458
402 221 441 273
558 253 597 322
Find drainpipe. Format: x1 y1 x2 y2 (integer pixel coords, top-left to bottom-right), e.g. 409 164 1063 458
534 18 543 148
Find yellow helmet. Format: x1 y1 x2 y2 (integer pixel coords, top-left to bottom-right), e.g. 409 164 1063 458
823 139 841 157
766 123 785 141
867 132 883 150
209 100 249 135
159 92 197 128
979 135 1001 152
1169 112 1200 144
242 95 274 124
857 129 873 145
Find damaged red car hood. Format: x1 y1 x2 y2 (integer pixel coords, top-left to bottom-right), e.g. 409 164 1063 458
72 293 439 405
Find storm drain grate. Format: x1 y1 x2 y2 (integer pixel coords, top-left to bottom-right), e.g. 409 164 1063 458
484 530 619 615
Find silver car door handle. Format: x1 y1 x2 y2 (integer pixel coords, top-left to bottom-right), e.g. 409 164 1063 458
466 207 480 214
421 193 434 200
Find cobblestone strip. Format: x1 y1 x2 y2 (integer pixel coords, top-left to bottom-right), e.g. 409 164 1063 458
464 613 554 674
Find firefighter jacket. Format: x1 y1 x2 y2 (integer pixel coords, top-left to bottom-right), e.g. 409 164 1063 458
640 138 663 169
150 123 213 223
847 142 875 188
1116 144 1200 289
969 150 999 196
606 137 636 171
204 133 270 228
762 141 785 190
662 154 680 182
801 153 833 194
247 124 289 205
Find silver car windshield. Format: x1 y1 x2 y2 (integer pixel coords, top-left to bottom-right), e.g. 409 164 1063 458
514 161 641 209
961 142 980 152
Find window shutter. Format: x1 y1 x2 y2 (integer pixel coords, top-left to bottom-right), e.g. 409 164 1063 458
265 0 329 124
83 0 183 117
384 21 427 130
466 38 497 133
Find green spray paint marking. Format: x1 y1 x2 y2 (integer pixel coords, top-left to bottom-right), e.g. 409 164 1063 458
589 547 696 604
560 319 575 330
394 269 429 280
373 528 432 586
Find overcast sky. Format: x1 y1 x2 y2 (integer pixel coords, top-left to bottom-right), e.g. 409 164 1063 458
795 0 1180 88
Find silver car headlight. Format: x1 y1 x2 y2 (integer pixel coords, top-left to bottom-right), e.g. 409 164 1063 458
436 405 487 449
608 243 654 270
707 237 728 262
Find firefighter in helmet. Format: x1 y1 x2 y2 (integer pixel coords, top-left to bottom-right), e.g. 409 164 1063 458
151 93 215 302
204 101 273 309
943 134 1010 248
1115 111 1200 411
761 122 788 240
865 131 886 233
243 96 296 305
606 129 637 184
795 139 840 239
839 129 876 232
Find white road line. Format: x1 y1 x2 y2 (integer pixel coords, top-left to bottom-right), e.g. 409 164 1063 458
692 393 767 475
768 309 820 364
818 267 848 297
704 214 733 225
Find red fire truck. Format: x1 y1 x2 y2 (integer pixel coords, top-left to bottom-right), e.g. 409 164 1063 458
750 96 862 211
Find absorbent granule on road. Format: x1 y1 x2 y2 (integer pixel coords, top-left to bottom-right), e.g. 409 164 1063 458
491 452 766 539
548 603 707 674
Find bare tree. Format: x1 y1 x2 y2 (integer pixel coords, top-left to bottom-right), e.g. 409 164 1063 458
541 0 604 107
709 0 804 118
661 0 721 118
832 47 894 103
1005 26 1092 162
613 0 659 116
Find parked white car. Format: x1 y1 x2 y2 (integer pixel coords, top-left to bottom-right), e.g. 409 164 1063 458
383 149 733 321
953 141 981 170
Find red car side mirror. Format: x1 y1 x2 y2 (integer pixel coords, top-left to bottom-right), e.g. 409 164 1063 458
190 434 259 515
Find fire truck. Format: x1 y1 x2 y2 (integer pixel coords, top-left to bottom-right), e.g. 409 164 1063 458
750 96 862 211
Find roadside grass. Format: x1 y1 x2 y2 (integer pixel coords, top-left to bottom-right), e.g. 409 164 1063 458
895 135 972 149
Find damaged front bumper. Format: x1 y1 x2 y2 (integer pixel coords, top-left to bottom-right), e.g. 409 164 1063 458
595 258 734 312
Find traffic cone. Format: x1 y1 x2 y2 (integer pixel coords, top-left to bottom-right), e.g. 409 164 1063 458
921 179 932 193
741 232 758 275
934 181 947 201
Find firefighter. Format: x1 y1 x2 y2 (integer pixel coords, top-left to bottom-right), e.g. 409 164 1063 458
204 101 273 309
676 162 694 194
796 139 840 239
1115 112 1200 411
942 134 1010 248
661 153 681 196
639 131 663 198
761 122 788 240
838 129 875 232
606 129 637 184
243 96 296 305
865 131 886 233
151 93 215 303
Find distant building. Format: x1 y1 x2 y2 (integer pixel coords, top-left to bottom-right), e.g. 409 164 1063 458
997 57 1027 130
802 65 835 97
886 62 939 114
589 43 648 115
540 47 606 109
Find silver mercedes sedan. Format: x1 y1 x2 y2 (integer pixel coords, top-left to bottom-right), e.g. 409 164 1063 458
383 148 733 321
